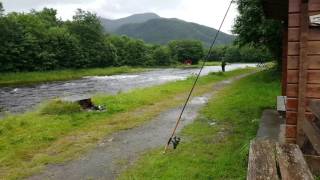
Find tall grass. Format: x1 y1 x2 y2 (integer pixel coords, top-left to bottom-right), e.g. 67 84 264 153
120 69 280 179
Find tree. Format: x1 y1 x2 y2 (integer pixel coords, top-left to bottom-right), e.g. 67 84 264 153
0 16 26 72
0 2 4 16
233 0 283 61
153 46 171 66
207 45 226 61
0 7 179 73
224 46 241 62
168 40 204 64
41 27 83 69
66 9 117 68
125 39 151 66
108 35 131 66
33 8 60 27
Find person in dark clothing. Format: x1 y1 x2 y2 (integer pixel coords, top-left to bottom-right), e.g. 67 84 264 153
221 60 227 72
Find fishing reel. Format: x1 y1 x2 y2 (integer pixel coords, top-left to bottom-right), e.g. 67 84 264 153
169 136 181 149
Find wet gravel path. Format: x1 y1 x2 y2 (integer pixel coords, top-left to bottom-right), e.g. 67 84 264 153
28 73 251 180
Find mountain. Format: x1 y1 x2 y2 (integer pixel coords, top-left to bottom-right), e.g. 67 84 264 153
100 13 235 46
100 13 161 32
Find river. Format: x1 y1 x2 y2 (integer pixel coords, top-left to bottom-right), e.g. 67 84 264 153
0 64 257 116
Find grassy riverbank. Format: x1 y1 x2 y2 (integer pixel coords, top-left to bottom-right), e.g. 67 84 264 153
120 69 280 179
173 61 221 68
0 68 255 179
0 67 146 86
0 62 223 87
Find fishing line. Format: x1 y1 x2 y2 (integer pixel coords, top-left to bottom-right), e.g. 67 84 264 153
164 0 235 153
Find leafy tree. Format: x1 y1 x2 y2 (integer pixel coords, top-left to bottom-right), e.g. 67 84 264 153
33 8 60 27
168 40 204 64
224 46 241 62
0 2 4 16
66 9 116 67
205 45 273 63
239 45 272 62
41 27 82 69
207 45 226 61
0 16 26 71
108 35 131 66
153 46 172 66
233 0 283 60
0 7 181 73
108 35 153 66
125 39 151 66
6 12 55 71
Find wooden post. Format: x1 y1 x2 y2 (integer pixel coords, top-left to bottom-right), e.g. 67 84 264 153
282 27 288 96
297 0 309 146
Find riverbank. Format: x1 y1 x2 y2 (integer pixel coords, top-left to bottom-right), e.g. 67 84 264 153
173 61 221 68
0 68 255 179
0 63 221 87
0 66 146 86
120 69 280 179
0 62 244 88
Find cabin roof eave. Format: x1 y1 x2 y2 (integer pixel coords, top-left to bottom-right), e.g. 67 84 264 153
262 0 288 21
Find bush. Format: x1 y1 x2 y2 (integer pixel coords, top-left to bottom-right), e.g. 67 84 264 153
40 100 82 115
153 46 172 66
207 45 273 63
168 40 204 64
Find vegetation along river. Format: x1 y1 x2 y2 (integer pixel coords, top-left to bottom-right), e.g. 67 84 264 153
0 64 256 116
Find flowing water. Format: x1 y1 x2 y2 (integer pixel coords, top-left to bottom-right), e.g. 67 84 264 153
0 64 256 116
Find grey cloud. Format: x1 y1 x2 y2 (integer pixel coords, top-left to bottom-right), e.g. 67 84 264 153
2 0 182 14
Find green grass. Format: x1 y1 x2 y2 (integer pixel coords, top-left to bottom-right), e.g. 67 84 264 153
173 61 221 68
0 68 255 179
0 66 146 86
119 69 281 180
203 61 221 66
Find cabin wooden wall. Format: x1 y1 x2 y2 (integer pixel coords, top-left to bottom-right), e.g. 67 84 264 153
286 0 320 143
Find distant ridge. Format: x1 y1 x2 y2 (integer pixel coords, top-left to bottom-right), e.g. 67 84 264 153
100 13 235 46
100 13 160 32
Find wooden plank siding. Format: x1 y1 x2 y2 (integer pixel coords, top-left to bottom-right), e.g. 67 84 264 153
286 98 320 114
285 0 320 143
306 1 320 131
296 0 309 146
288 55 320 70
287 70 320 84
289 0 301 13
286 4 299 143
265 0 320 143
286 0 301 144
309 0 320 12
287 84 320 98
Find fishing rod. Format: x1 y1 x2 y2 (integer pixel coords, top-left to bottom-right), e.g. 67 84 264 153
163 0 235 153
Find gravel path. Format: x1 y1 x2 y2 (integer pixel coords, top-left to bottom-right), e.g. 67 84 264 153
28 73 251 180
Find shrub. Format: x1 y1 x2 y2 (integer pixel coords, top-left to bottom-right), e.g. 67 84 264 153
40 100 82 115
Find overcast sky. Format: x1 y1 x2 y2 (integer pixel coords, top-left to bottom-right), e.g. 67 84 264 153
1 0 238 34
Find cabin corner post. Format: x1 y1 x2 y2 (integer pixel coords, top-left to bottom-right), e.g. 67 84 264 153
282 27 288 96
297 0 309 146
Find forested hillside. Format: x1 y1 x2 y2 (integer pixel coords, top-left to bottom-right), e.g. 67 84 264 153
115 18 235 47
100 13 235 47
100 13 160 32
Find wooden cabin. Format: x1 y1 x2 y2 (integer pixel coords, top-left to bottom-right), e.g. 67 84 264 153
262 0 320 145
247 1 320 179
